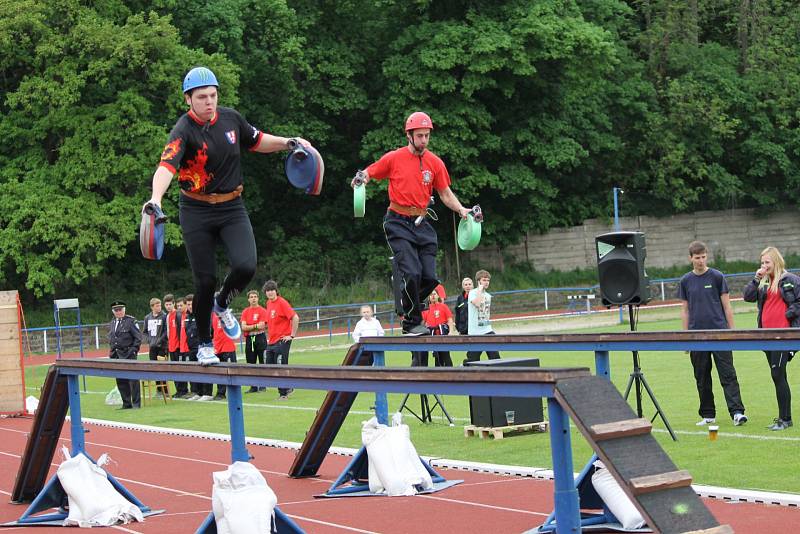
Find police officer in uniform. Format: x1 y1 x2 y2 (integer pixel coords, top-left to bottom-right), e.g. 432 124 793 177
108 300 143 409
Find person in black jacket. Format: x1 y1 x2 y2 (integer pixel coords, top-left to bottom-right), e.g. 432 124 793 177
108 301 143 409
742 246 800 431
454 277 473 335
143 297 168 397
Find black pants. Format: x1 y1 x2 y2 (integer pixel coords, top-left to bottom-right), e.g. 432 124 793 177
765 351 793 421
690 351 745 418
149 345 168 394
411 351 453 367
265 340 292 395
383 212 438 330
245 333 267 364
214 351 237 398
172 350 188 395
465 331 501 363
180 198 257 344
187 348 213 396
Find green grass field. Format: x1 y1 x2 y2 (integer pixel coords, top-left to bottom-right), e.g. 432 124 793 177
23 303 800 495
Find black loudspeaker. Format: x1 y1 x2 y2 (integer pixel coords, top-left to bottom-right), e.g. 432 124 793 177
466 358 544 427
596 231 651 306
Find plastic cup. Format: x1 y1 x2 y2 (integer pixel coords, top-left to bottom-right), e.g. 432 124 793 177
708 425 719 441
505 410 516 426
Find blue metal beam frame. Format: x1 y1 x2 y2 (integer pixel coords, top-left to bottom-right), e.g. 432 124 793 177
41 331 797 533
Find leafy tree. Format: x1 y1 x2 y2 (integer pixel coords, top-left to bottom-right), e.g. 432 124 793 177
0 0 236 296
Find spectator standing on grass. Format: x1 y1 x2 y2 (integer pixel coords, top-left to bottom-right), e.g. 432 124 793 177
454 277 473 335
742 246 798 431
182 295 213 401
412 289 455 367
679 240 747 427
264 280 299 400
169 296 189 398
241 289 269 393
143 297 169 398
108 301 142 409
465 270 501 364
211 313 237 400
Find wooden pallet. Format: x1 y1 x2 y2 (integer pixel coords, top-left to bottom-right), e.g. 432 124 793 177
464 421 548 439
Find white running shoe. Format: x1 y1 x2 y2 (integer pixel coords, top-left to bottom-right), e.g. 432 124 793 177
696 417 716 426
186 394 201 401
213 294 242 340
198 395 214 401
197 343 220 366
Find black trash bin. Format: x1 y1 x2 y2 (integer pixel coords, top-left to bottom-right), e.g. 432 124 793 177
465 358 544 427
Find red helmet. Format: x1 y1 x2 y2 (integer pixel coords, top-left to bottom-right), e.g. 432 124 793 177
405 111 433 132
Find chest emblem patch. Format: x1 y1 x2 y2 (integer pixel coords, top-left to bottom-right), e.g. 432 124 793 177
225 130 236 144
422 170 432 184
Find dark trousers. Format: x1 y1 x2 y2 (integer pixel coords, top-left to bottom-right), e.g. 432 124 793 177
149 346 168 394
411 351 453 367
187 349 213 396
383 212 438 330
214 351 237 397
690 350 745 418
180 198 257 344
265 340 292 395
245 333 266 364
172 350 188 395
116 377 140 408
765 351 793 421
465 331 501 364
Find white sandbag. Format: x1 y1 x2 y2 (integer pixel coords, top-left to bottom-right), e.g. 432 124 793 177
25 395 39 414
56 448 144 527
212 461 277 534
105 387 122 406
362 413 433 496
591 461 646 529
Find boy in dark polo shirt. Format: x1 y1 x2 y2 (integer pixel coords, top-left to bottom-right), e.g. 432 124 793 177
678 241 747 426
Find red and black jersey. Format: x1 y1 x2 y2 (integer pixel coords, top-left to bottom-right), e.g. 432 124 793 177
158 107 264 194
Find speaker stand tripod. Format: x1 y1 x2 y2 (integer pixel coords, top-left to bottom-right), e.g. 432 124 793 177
398 393 454 425
623 305 677 441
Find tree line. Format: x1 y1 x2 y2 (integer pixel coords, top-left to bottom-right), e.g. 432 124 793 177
2 0 799 319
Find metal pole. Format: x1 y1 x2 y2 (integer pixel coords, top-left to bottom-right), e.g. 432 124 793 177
614 187 623 324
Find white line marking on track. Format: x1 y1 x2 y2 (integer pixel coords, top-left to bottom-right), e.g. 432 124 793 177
286 514 381 533
418 494 550 517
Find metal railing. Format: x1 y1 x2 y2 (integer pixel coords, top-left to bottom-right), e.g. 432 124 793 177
21 271 768 355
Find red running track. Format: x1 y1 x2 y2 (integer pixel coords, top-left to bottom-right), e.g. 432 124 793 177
1 416 798 533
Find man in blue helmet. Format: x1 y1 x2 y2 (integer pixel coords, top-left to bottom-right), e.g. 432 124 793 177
145 66 308 365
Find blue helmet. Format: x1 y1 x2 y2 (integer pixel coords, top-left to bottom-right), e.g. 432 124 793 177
182 67 219 93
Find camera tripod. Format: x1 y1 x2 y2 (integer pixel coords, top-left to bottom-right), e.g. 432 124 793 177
623 304 677 441
398 392 454 425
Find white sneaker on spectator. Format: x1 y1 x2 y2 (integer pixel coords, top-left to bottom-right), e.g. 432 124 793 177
186 394 201 401
198 395 214 401
197 343 219 366
696 417 715 426
733 413 748 426
213 293 242 340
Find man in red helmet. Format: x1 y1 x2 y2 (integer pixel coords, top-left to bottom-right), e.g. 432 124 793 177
352 112 471 335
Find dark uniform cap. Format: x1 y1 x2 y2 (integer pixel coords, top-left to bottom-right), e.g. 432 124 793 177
111 300 127 309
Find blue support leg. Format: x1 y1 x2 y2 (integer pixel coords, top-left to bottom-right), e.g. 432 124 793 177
197 385 305 533
547 398 581 533
372 351 388 425
16 374 155 525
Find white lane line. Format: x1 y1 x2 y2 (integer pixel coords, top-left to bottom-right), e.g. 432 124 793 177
285 514 380 533
418 494 550 517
